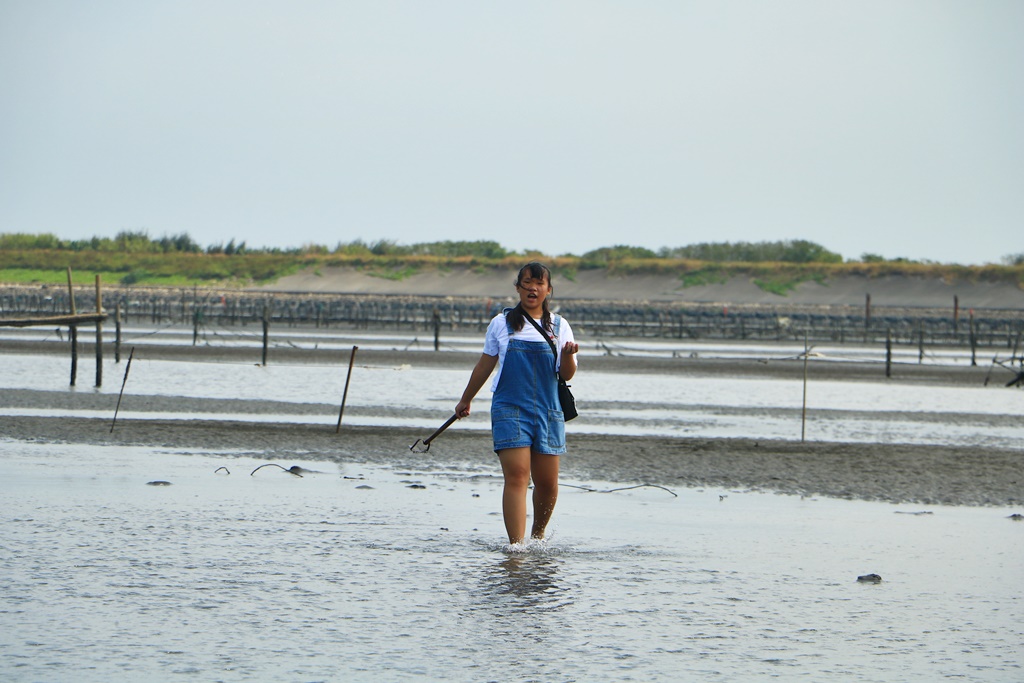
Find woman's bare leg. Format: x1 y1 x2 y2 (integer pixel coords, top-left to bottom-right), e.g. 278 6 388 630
530 451 560 539
497 447 532 544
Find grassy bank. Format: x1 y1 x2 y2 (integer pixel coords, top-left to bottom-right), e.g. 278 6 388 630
1 249 1023 293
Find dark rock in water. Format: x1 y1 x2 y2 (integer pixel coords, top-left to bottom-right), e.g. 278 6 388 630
146 481 172 486
857 573 882 583
289 465 324 475
407 484 427 489
1008 513 1024 521
355 484 374 490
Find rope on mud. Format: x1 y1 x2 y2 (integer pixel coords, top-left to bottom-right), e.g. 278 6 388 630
562 483 678 498
250 463 304 477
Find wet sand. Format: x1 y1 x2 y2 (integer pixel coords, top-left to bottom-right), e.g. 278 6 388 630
2 413 1020 508
2 341 1021 508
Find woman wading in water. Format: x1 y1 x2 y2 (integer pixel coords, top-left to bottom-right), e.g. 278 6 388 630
455 262 579 547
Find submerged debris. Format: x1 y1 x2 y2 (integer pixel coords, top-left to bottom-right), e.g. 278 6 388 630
250 463 303 477
146 480 172 486
857 573 883 584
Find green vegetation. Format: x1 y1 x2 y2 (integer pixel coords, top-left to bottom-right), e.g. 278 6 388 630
678 266 729 288
364 264 420 281
659 240 843 264
0 231 1021 291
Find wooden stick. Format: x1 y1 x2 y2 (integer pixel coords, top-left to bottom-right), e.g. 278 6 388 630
801 329 809 443
433 308 440 351
110 347 135 433
67 267 78 386
336 345 359 433
969 309 977 367
115 300 122 363
0 312 107 327
261 303 270 366
885 328 892 378
95 274 103 387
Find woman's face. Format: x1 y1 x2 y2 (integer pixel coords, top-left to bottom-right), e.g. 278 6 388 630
516 272 551 310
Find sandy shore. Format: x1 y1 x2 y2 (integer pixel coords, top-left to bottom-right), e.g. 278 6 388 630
2 340 1021 508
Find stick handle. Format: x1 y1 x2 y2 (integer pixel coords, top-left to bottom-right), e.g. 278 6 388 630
423 414 459 446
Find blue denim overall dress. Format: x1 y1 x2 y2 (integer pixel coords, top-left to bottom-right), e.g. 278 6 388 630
490 312 566 455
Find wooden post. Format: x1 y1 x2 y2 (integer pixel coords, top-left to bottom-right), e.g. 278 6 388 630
918 319 924 364
801 329 809 443
67 267 78 386
94 275 103 387
336 345 359 432
261 303 270 366
433 308 441 351
864 293 871 343
969 309 977 367
885 328 892 378
115 300 122 363
110 347 135 433
953 295 959 333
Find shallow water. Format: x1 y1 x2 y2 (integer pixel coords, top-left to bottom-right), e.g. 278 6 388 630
3 333 1024 448
0 323 1004 364
1 442 1021 682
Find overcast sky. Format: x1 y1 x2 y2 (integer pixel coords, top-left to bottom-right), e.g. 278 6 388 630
1 1 1021 264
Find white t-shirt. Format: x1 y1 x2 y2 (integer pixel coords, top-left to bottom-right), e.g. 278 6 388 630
482 311 576 392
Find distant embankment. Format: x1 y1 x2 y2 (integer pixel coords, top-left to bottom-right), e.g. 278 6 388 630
258 265 1024 310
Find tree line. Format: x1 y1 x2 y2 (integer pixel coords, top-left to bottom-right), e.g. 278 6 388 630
0 231 862 263
2 230 1021 266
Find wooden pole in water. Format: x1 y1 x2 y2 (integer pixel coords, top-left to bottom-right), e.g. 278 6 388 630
864 293 871 343
918 319 925 364
969 309 977 366
261 303 270 366
885 328 892 378
115 300 122 363
433 308 441 351
67 267 78 386
801 329 809 443
110 347 135 433
94 274 103 387
336 345 359 433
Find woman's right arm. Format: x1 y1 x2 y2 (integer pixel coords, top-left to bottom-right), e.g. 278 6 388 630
455 353 498 418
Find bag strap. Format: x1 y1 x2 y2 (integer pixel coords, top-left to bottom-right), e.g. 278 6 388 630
522 313 559 374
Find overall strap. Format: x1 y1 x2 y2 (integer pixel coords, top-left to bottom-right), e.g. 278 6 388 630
523 313 559 374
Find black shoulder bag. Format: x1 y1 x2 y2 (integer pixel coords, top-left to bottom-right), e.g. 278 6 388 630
523 313 578 421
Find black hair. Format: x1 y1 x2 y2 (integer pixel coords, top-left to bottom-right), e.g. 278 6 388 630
507 262 552 333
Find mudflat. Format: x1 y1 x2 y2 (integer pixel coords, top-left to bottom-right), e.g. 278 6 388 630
2 340 1021 509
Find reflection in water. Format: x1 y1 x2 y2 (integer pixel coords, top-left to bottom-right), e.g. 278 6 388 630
482 552 570 611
